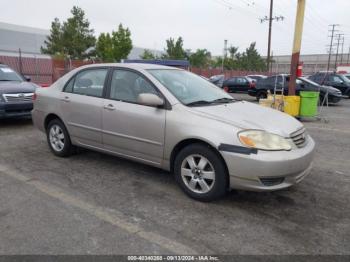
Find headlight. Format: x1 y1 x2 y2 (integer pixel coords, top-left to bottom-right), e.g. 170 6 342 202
238 130 292 151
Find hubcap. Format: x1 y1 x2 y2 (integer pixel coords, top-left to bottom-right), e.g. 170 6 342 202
49 125 65 152
181 154 215 194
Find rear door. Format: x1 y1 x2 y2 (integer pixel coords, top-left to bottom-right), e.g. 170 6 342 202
102 69 166 166
60 67 109 147
224 77 236 91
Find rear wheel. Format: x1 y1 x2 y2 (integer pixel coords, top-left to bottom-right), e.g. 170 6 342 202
256 91 267 101
174 144 228 201
46 119 74 157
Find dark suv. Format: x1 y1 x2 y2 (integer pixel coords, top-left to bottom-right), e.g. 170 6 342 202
248 74 342 103
0 64 38 119
308 72 350 97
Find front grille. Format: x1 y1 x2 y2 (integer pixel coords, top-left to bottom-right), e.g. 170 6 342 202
260 177 285 186
2 93 34 102
290 128 307 148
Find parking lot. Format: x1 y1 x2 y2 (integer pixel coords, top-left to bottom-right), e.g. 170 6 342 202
0 93 349 255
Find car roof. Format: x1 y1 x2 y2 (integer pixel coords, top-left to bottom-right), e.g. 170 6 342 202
79 63 181 71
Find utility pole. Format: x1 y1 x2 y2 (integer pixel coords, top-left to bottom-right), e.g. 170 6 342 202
270 50 274 73
334 34 344 70
288 0 306 96
347 45 350 64
221 39 227 73
340 36 345 65
326 24 339 72
260 0 284 72
267 0 273 72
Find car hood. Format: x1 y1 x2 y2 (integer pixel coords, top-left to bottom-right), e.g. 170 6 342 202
0 81 37 94
321 85 342 94
190 101 303 137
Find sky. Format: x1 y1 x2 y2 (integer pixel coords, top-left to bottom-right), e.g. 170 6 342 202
2 0 350 56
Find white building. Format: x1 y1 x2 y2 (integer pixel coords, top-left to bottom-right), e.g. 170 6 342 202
0 21 161 59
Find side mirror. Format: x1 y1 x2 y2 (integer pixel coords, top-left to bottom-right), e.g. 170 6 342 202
23 75 31 82
137 93 164 107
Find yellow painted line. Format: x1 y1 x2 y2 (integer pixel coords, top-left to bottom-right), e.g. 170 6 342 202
0 164 198 254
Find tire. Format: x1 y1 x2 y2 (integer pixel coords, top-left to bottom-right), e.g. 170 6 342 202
256 91 267 101
174 143 228 201
46 119 74 157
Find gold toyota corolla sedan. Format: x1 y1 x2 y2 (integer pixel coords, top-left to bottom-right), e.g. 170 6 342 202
32 63 315 201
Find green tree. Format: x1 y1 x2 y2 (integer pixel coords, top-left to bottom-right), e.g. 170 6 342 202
96 24 133 62
189 49 211 68
41 18 63 56
238 42 266 71
210 43 266 71
163 37 186 59
41 6 96 59
228 46 239 60
95 33 114 62
140 49 156 59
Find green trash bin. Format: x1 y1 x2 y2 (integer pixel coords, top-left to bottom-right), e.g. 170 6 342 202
299 91 319 117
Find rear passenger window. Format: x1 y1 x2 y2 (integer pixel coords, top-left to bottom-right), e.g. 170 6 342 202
70 69 108 97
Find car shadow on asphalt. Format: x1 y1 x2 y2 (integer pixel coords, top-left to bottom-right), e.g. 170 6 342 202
73 148 299 209
0 117 32 128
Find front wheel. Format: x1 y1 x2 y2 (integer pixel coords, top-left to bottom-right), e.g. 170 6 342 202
174 144 228 201
46 119 74 157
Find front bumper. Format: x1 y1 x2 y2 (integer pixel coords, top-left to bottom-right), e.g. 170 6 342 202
220 136 315 191
0 102 33 119
328 95 342 104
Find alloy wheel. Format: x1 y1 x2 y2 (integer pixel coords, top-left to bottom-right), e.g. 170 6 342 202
49 124 65 152
181 154 215 194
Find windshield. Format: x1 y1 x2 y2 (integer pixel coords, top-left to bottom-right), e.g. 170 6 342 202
298 77 318 86
148 69 233 105
0 67 23 81
339 74 350 83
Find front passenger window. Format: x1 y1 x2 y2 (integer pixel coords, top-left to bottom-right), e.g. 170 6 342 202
109 70 159 104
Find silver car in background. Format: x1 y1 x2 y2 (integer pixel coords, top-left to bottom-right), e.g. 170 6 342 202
32 63 315 201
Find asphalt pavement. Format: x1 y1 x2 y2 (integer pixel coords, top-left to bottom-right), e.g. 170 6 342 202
0 94 349 255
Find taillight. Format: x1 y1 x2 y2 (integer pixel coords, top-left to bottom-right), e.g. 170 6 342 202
32 93 37 101
223 86 229 92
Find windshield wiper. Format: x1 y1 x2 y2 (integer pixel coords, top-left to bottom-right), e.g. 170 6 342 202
0 79 13 81
186 100 213 106
210 97 238 104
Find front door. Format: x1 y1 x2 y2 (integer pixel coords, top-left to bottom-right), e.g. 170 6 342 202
102 69 166 166
60 68 109 147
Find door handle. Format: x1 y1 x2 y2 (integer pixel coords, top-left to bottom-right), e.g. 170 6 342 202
103 104 116 111
61 96 70 102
